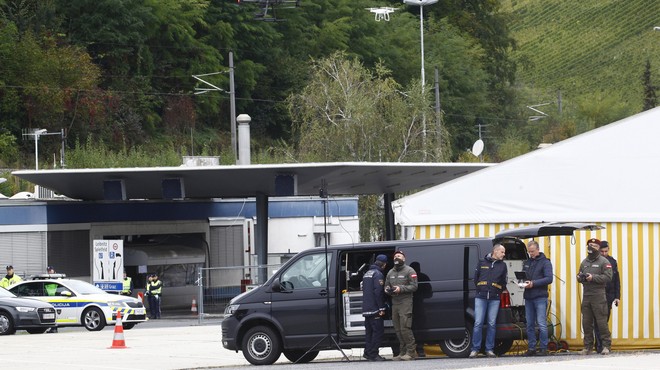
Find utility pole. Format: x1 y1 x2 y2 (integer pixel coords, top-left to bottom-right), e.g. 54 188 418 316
192 52 238 162
557 89 562 115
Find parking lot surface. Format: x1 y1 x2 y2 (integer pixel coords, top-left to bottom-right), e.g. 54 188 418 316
3 317 659 370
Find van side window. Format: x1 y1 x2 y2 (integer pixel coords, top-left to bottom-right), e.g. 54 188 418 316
404 245 473 281
280 252 331 290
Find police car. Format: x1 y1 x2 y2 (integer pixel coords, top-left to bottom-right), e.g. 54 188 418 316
8 275 147 331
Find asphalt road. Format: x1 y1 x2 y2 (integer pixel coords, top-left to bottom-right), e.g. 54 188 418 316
5 317 659 370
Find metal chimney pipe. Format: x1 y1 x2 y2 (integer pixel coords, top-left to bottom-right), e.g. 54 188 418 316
236 114 251 165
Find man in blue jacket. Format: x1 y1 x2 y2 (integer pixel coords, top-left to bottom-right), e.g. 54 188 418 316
362 254 388 361
469 244 507 358
522 240 553 356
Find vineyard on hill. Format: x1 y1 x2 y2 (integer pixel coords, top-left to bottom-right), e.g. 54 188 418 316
504 0 660 116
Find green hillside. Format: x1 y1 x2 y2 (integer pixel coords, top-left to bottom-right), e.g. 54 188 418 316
504 0 660 114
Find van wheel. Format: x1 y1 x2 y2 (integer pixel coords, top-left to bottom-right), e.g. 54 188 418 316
82 307 106 331
283 350 319 363
493 340 513 356
439 325 472 358
242 326 282 365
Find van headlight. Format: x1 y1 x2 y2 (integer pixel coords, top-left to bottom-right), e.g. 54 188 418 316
224 304 240 316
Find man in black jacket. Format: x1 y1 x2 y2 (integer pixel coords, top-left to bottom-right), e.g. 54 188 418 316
469 244 507 358
522 240 553 356
594 240 620 353
362 254 388 361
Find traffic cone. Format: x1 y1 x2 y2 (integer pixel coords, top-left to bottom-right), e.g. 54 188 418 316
108 311 128 349
137 292 144 304
191 298 198 315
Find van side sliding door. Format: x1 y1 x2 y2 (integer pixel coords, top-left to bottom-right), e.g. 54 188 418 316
399 244 474 341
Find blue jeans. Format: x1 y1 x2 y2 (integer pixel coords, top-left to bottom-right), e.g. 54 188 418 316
525 297 548 350
472 298 500 352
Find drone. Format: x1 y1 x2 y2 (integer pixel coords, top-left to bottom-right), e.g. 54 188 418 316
366 7 398 22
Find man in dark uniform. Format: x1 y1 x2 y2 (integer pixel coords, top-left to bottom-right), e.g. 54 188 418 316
578 238 613 355
361 254 388 361
385 250 418 361
594 240 620 353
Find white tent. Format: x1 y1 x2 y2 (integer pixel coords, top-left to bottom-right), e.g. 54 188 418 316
392 107 660 350
393 107 660 226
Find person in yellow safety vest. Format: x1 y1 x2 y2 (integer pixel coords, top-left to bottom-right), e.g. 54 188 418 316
45 283 58 296
121 271 133 296
146 273 163 319
0 265 23 289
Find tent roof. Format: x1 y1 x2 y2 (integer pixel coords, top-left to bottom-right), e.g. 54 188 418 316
393 107 660 226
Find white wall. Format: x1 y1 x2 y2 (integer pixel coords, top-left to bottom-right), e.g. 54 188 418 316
267 216 359 254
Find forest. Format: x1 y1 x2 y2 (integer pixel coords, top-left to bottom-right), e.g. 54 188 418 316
1 1 659 205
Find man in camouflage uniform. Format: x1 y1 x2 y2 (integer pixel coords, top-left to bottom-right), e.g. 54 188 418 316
577 238 613 355
385 250 418 361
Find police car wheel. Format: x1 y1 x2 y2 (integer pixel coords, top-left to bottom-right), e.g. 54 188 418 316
0 311 16 335
82 307 106 331
123 323 136 330
439 324 472 358
242 326 282 365
283 350 319 363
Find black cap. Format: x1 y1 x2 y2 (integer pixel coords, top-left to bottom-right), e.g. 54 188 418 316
600 240 609 249
47 266 54 270
6 265 13 270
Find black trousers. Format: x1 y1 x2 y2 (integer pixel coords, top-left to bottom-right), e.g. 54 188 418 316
364 315 384 359
148 294 161 319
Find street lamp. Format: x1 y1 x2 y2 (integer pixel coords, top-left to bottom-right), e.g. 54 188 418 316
403 0 438 159
22 128 66 170
403 0 438 90
27 129 46 170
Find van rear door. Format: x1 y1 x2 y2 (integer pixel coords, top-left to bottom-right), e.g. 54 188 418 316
495 222 604 239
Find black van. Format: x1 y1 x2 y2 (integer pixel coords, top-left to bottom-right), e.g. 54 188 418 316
221 223 601 365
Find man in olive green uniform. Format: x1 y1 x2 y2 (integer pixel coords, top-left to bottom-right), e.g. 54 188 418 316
385 250 418 361
577 238 613 355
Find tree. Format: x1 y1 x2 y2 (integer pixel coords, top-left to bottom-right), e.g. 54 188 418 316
289 52 444 163
0 19 101 164
642 59 657 111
